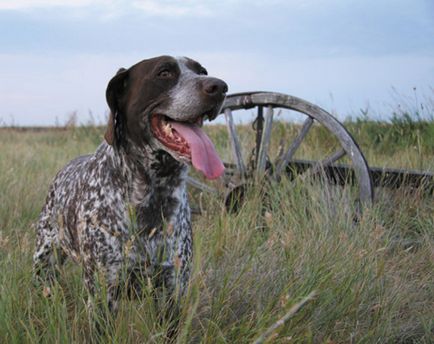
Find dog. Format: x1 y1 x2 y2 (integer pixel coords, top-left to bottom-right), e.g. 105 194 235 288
32 55 227 316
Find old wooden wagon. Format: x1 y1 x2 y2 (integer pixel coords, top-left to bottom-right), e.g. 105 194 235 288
186 91 433 212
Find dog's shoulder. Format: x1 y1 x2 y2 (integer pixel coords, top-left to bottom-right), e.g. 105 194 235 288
48 143 125 211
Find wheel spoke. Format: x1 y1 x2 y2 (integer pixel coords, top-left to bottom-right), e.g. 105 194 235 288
310 148 346 176
254 106 264 166
224 108 247 178
186 176 217 194
275 116 314 179
256 105 274 176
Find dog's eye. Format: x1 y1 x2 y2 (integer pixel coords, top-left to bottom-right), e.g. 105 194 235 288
199 68 208 76
158 69 174 78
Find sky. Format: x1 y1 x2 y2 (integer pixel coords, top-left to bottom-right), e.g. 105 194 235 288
0 0 433 126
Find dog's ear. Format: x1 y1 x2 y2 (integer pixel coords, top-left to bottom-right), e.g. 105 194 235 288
105 68 129 146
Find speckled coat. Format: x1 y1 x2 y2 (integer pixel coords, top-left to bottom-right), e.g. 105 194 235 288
33 140 191 310
32 55 228 313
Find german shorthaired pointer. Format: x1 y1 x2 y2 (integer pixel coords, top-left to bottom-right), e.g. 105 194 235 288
33 56 227 314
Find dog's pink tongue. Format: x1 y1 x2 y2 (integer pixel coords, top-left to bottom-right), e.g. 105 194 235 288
171 122 224 179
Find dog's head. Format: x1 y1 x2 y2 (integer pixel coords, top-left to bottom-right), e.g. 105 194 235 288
105 55 227 180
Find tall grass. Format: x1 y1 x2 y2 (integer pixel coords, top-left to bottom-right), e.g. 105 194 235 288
0 109 433 343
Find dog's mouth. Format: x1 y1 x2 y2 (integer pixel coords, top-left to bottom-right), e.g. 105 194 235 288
151 114 224 180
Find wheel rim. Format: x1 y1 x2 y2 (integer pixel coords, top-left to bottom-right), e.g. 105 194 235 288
188 91 374 210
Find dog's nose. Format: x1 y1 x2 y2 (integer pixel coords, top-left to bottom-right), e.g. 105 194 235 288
202 78 228 97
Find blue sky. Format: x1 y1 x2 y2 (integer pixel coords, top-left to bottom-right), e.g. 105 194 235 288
0 0 433 125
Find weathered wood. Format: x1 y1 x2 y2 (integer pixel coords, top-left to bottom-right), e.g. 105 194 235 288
256 105 274 176
275 116 314 179
189 91 433 211
284 159 433 193
220 92 374 205
370 166 434 192
254 106 264 166
224 108 247 179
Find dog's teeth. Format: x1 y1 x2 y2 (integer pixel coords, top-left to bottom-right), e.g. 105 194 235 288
162 122 172 136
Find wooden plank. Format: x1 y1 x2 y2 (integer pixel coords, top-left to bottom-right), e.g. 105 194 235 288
369 166 434 192
275 116 314 179
284 159 433 193
224 108 246 178
256 105 274 175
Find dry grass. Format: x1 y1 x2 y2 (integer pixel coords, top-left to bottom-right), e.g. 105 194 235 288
0 114 433 343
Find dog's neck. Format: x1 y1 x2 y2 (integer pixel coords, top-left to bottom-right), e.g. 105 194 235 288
104 140 188 205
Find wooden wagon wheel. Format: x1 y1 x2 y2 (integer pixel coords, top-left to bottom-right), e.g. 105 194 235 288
187 91 374 212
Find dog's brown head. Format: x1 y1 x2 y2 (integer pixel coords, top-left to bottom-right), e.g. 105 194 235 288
105 55 227 179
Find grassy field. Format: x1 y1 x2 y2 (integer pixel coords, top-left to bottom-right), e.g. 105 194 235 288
0 110 433 343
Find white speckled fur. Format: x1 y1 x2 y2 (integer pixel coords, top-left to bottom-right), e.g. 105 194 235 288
32 56 226 330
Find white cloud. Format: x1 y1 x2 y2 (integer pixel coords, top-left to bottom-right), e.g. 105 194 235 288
131 0 215 17
0 0 230 17
0 0 106 10
130 0 301 17
0 0 223 14
0 0 369 18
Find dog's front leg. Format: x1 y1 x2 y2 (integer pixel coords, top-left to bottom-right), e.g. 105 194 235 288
147 218 192 339
80 225 125 333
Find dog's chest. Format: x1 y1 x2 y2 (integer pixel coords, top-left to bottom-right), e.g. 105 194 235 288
131 178 187 235
126 180 190 267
